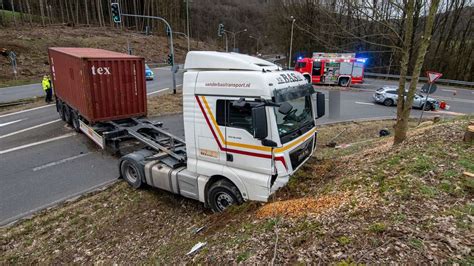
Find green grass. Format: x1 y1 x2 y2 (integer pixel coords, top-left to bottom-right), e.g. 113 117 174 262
368 222 386 233
337 236 351 245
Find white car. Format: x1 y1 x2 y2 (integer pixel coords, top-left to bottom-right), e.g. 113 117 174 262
373 86 439 110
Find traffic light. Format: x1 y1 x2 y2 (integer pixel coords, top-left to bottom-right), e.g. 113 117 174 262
165 26 171 37
167 54 173 65
218 23 224 37
111 2 121 23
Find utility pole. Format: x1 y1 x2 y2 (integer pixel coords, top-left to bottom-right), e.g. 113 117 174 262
288 16 296 68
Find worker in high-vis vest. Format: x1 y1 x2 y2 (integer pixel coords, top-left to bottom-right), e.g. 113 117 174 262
42 75 52 103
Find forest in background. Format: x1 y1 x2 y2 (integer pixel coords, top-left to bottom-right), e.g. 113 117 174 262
0 0 472 81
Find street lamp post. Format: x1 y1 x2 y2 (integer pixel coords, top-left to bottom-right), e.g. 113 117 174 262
225 29 247 51
185 0 190 52
121 13 177 93
249 35 259 54
223 32 229 52
288 16 296 68
249 35 267 55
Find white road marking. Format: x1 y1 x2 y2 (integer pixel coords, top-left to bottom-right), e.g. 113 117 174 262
32 152 91 172
442 89 457 93
0 133 76 155
0 119 24 128
355 101 375 105
0 119 61 140
147 88 170 96
0 105 54 119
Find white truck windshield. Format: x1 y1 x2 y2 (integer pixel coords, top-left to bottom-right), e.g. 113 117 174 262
274 95 313 144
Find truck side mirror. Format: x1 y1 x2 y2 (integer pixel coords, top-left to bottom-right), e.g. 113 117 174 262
252 105 268 140
316 92 325 119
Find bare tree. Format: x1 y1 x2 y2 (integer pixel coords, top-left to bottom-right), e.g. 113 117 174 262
394 0 441 144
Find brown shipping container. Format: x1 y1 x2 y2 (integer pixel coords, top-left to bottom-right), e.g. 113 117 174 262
48 47 147 124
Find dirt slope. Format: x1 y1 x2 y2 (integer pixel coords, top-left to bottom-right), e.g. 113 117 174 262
1 117 473 264
0 25 218 87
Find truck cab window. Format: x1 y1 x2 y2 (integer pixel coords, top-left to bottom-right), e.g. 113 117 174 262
312 62 321 76
215 99 254 134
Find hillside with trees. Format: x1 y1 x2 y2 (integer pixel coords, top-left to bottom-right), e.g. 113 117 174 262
0 0 472 81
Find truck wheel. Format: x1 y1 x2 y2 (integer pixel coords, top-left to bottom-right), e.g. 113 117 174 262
71 112 81 132
63 105 72 125
58 103 66 121
383 99 394 106
120 157 145 189
304 75 311 84
338 78 350 87
207 179 243 212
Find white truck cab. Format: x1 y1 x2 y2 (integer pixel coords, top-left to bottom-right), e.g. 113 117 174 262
120 51 325 212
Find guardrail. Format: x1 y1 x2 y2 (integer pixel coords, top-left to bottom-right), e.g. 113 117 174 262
364 72 474 88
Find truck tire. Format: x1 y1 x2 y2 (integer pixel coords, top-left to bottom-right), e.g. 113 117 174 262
207 179 243 212
120 157 145 189
58 102 66 121
71 111 81 132
304 75 311 84
63 104 72 125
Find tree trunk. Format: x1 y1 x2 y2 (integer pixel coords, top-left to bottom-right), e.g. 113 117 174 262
58 0 65 24
39 0 45 26
133 0 139 31
394 0 441 144
84 0 89 26
393 0 415 145
25 0 32 25
10 0 17 26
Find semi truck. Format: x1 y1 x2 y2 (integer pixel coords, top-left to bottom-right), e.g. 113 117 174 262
294 52 366 87
49 48 325 212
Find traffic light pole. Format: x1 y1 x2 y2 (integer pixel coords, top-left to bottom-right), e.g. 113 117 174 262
121 14 177 94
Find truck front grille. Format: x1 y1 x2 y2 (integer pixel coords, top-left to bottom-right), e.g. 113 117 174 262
289 137 314 170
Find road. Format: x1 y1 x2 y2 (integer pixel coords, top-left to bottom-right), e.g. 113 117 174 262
0 66 183 103
0 68 183 226
0 72 472 226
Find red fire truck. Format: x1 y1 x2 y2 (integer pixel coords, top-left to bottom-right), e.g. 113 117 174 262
294 53 366 87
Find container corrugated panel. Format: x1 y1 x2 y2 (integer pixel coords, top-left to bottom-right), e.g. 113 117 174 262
48 47 147 124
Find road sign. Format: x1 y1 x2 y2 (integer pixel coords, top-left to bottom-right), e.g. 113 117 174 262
421 83 437 94
426 71 442 83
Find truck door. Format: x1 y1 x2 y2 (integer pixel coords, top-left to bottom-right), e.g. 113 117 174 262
216 98 272 176
312 61 322 83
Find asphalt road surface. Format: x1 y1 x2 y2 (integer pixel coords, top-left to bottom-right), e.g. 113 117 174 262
0 73 472 226
0 66 183 103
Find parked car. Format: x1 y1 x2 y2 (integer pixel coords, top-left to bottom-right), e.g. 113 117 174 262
145 64 154 80
373 86 439 110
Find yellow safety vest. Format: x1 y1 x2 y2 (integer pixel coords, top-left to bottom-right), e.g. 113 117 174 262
42 79 50 91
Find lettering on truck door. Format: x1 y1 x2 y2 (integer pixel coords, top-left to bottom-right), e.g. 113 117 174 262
195 96 227 176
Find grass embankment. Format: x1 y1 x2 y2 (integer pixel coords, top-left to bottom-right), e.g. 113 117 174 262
1 116 472 264
0 25 217 87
